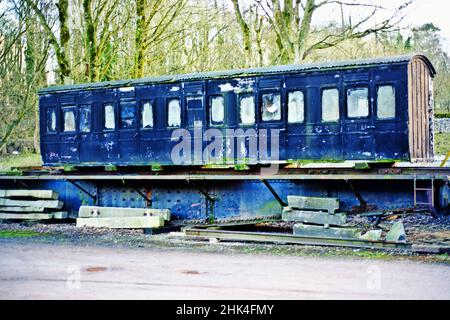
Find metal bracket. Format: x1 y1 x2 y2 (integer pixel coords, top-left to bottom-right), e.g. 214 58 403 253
346 180 368 212
120 179 152 207
68 179 97 205
186 178 216 223
260 179 287 207
14 179 29 189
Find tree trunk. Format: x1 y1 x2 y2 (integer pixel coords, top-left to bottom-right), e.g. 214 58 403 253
134 0 146 79
57 0 70 82
231 0 251 65
296 0 315 62
83 0 96 81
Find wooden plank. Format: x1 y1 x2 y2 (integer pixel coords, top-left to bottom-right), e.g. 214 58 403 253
76 216 164 229
0 189 58 199
185 228 412 250
414 60 420 159
410 60 416 159
415 60 421 159
420 61 426 159
0 206 46 212
412 244 450 254
0 213 53 220
424 63 430 159
78 206 170 221
407 61 414 160
0 198 63 209
287 196 339 213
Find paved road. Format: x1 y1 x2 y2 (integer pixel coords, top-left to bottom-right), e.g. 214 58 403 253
0 242 449 299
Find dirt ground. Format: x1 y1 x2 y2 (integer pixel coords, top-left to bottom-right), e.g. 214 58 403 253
0 214 449 300
0 240 449 300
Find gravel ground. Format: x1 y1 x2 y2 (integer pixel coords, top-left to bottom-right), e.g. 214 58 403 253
0 213 449 264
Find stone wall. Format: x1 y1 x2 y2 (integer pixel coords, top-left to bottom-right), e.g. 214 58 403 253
435 118 450 133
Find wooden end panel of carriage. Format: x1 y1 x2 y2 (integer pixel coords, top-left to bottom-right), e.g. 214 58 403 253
408 57 434 161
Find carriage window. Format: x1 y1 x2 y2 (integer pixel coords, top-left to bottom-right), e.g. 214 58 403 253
141 101 153 129
104 104 115 130
46 108 56 133
62 107 76 132
288 91 304 123
239 94 255 125
347 87 369 118
377 85 396 119
167 98 181 127
322 88 339 122
262 93 281 122
210 96 224 124
120 101 137 129
79 105 91 132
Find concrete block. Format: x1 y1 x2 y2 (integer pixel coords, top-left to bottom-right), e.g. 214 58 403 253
76 216 164 229
0 206 46 212
79 206 170 221
282 209 347 226
52 212 68 219
293 223 361 239
0 213 53 220
360 230 382 241
0 198 63 209
386 221 407 242
0 189 59 199
287 196 339 213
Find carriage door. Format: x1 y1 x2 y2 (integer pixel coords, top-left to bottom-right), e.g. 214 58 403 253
258 81 286 163
206 94 226 164
118 87 140 163
78 104 95 162
59 104 80 163
186 95 204 165
342 74 375 160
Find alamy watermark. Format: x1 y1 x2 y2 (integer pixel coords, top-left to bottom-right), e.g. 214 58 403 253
170 128 281 175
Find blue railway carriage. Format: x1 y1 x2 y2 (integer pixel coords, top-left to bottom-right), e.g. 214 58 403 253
38 54 436 167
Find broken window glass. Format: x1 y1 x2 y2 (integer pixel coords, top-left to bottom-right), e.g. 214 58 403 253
322 88 339 122
288 91 304 123
104 104 115 130
377 85 396 119
210 96 224 124
239 94 255 125
46 108 56 133
79 105 91 133
347 87 369 118
120 101 137 129
62 107 76 132
187 96 203 128
262 93 281 122
141 101 153 129
168 98 181 127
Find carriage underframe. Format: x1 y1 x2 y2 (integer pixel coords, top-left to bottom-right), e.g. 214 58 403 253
1 165 449 220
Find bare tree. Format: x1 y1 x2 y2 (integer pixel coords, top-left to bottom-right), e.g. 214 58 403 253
251 0 412 63
26 0 71 82
133 0 187 78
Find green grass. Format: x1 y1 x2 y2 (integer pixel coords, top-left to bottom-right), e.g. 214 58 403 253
435 133 450 156
0 230 42 238
0 153 42 171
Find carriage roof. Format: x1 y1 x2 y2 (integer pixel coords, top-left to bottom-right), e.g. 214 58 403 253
39 54 435 95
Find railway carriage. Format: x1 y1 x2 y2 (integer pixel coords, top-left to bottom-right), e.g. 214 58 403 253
38 54 436 167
